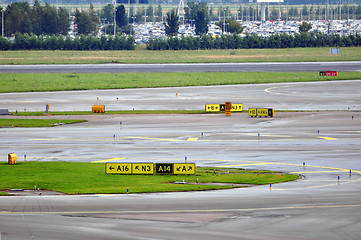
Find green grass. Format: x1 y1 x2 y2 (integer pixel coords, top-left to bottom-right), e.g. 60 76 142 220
12 110 208 116
1 72 360 93
0 162 298 194
1 47 361 65
0 119 87 127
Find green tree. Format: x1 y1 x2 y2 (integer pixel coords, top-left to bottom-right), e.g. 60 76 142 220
228 19 243 34
89 4 100 28
164 9 179 36
100 4 114 25
31 0 42 35
116 5 128 28
42 3 58 35
302 5 308 17
216 19 243 34
146 5 153 21
194 8 209 35
184 2 208 24
299 21 312 33
57 7 70 35
5 2 32 35
75 8 97 35
156 5 163 22
270 7 278 21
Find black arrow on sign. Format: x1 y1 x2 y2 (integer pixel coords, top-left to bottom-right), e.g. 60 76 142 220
177 167 181 171
188 166 193 171
109 166 115 170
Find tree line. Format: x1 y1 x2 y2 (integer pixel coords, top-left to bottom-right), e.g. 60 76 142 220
2 1 361 37
146 32 361 50
0 33 135 50
1 1 70 36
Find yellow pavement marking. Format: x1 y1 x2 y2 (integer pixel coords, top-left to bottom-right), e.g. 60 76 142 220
92 158 125 163
291 171 346 174
216 163 275 167
245 133 293 138
127 136 182 142
187 138 198 141
30 138 58 141
319 136 337 140
264 85 294 96
2 204 361 215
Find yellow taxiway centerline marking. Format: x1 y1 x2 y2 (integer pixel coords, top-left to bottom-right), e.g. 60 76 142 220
2 204 361 215
127 136 183 142
264 85 294 96
215 163 275 167
291 171 347 174
187 138 198 141
318 136 337 140
92 158 125 163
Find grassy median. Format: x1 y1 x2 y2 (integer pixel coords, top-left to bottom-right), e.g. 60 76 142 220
1 72 361 93
0 119 87 127
0 162 298 194
1 47 361 64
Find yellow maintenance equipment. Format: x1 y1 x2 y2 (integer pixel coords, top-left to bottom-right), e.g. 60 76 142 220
8 153 17 165
92 105 105 113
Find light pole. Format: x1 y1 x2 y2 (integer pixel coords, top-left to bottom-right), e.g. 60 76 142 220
1 8 4 37
114 8 117 36
223 9 226 34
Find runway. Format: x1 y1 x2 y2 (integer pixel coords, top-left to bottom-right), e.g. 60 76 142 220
1 80 360 112
1 61 361 73
1 81 361 239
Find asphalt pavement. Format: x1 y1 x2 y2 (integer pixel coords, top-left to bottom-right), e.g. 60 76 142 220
0 80 361 240
1 61 361 73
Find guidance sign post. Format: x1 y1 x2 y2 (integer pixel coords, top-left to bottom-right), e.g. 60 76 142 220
205 103 243 112
105 162 196 175
106 163 132 174
132 163 154 174
174 163 196 175
155 163 173 174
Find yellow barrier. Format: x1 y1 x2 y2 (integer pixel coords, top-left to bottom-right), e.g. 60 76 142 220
225 102 232 116
8 153 17 165
248 108 257 117
257 108 269 117
92 105 105 113
249 108 274 117
205 104 220 112
231 104 243 112
105 163 196 175
205 104 243 112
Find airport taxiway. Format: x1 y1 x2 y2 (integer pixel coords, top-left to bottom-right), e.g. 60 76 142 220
0 81 361 240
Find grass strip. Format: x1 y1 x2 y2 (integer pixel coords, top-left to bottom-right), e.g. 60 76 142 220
1 72 361 93
1 47 361 64
0 119 87 127
11 110 208 116
0 162 298 194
